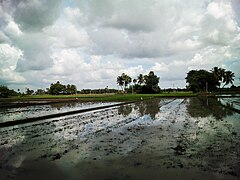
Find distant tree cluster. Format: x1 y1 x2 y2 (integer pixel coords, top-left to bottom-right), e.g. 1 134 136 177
186 67 235 92
117 71 160 94
48 81 77 95
0 86 18 98
80 88 118 94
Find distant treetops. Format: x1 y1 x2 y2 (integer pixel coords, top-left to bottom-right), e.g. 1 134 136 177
0 67 236 98
0 85 18 98
117 71 160 94
185 67 235 92
48 81 77 95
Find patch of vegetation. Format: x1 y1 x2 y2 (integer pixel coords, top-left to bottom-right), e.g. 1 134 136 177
0 86 18 98
117 71 160 94
9 92 197 102
186 67 235 93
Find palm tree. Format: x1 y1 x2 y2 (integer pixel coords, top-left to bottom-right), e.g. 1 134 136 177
222 71 235 88
133 79 137 85
211 67 225 88
117 73 132 92
137 74 144 85
117 75 124 91
122 73 132 90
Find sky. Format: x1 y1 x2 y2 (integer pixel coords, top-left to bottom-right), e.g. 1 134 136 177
0 0 240 91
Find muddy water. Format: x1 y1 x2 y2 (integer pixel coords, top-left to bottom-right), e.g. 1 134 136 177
0 97 239 180
0 102 117 123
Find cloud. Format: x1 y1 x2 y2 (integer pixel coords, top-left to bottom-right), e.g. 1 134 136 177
0 44 25 84
15 32 53 72
45 23 90 48
4 20 23 37
38 50 125 88
0 31 10 43
13 0 62 32
150 63 169 73
1 0 240 90
232 0 240 25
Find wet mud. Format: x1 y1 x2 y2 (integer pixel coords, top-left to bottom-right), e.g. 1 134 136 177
0 97 239 180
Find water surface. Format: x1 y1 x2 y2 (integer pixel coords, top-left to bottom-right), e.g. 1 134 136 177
0 97 239 180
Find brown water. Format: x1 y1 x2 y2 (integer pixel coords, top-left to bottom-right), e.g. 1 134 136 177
0 97 239 180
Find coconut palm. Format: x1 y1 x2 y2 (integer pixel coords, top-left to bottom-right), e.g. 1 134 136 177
211 67 226 88
223 71 235 88
133 79 137 85
137 74 144 85
122 73 132 89
117 75 124 91
117 73 132 91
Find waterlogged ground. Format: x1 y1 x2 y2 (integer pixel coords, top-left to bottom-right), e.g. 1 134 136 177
0 97 240 180
0 102 117 123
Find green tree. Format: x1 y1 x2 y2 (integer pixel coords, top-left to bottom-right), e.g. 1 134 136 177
117 73 132 91
35 89 45 95
137 74 144 85
0 86 17 98
49 81 65 95
117 75 124 91
123 73 132 89
211 67 235 88
143 71 160 93
133 79 137 85
186 69 219 92
223 71 235 88
26 88 34 95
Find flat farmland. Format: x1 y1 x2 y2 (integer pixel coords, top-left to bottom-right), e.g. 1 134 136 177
0 96 239 180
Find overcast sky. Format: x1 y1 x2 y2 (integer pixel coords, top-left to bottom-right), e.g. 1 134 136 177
0 0 240 91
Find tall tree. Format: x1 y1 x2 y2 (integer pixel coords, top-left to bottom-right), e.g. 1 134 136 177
211 67 225 87
137 74 144 85
186 69 219 92
117 75 124 91
117 73 132 91
26 88 34 95
122 73 132 89
133 79 137 85
49 81 66 95
211 67 235 88
143 71 160 93
223 71 235 88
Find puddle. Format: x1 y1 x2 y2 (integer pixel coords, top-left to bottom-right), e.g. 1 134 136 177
0 97 239 180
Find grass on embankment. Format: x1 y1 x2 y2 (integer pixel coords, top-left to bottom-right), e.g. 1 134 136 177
8 92 197 102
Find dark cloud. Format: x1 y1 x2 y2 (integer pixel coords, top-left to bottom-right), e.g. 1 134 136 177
1 0 240 90
231 0 240 26
13 0 62 32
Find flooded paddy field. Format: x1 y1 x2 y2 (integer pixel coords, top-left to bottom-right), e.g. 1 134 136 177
0 97 239 180
0 101 118 123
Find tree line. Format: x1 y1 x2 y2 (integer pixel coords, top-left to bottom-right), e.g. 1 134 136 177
0 67 237 98
117 71 160 94
186 67 235 92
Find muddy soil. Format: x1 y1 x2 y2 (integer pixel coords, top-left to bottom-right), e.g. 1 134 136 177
0 101 117 123
0 97 239 180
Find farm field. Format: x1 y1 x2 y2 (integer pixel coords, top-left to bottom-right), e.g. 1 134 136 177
0 96 239 180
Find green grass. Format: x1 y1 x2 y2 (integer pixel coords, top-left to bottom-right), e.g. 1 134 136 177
8 92 197 102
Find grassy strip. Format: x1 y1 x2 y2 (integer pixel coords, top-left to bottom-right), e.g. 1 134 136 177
7 92 197 102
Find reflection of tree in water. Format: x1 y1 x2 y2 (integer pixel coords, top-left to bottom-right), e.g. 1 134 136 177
187 97 234 119
118 105 133 117
135 98 161 119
